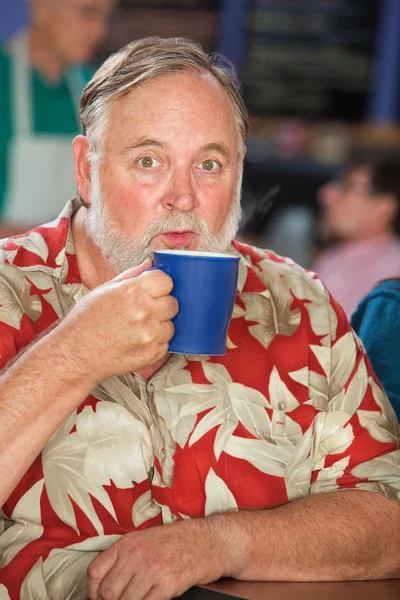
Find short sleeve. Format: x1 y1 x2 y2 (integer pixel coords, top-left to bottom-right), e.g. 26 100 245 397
351 290 400 420
310 294 400 504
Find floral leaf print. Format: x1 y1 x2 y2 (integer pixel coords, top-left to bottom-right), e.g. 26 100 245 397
268 366 299 411
0 264 42 329
352 451 400 500
132 491 161 528
0 584 11 599
309 370 329 405
202 362 232 386
240 287 300 350
205 469 238 516
305 301 330 343
214 419 238 460
310 345 330 378
237 258 248 293
231 303 246 319
91 376 175 486
313 411 354 471
284 426 314 500
9 232 49 262
203 362 273 437
224 436 291 477
42 411 118 535
92 376 153 428
168 361 273 455
226 334 238 349
229 383 273 440
0 479 44 568
76 402 154 488
239 293 276 349
20 536 120 600
189 401 228 447
357 378 399 445
289 367 309 388
330 356 367 417
311 456 351 495
329 332 357 400
20 558 49 600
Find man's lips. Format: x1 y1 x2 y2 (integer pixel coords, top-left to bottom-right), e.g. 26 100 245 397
160 231 196 247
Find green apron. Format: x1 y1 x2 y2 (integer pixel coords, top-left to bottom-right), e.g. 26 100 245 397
3 35 87 225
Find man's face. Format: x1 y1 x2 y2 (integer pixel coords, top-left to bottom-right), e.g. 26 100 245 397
36 0 115 64
318 166 377 242
84 71 244 273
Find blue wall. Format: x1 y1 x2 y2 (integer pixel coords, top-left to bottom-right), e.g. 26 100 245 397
0 0 29 41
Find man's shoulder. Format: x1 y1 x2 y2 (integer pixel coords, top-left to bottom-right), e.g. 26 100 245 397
232 239 327 298
0 201 76 274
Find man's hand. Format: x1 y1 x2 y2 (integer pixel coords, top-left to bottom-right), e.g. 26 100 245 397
86 519 230 600
59 259 179 384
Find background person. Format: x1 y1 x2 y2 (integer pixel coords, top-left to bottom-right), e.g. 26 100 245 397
0 0 115 237
312 153 400 316
352 278 400 421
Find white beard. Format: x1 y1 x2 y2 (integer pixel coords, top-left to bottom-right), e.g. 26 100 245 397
85 161 243 274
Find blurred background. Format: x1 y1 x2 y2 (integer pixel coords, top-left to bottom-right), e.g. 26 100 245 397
2 0 400 315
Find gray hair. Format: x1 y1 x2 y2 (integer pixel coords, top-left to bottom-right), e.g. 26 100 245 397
79 36 249 159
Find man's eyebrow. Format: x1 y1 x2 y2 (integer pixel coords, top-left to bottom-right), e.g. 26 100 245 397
123 138 167 153
123 139 233 162
200 143 232 163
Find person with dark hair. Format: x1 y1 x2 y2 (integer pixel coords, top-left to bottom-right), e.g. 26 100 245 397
351 278 400 420
312 154 400 317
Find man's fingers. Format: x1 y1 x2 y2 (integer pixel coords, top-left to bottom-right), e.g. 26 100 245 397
138 268 174 298
154 295 179 322
113 259 153 282
143 584 171 600
86 546 118 599
158 321 175 345
96 563 137 600
120 576 153 600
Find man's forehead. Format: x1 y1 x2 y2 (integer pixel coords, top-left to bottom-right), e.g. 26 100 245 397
112 72 236 127
100 71 241 155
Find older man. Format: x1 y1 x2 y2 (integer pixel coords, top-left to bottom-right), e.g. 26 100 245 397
0 37 399 600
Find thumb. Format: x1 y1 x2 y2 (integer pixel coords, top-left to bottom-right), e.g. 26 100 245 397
112 258 153 282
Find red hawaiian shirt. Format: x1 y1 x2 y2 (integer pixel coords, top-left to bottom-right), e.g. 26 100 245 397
0 199 399 599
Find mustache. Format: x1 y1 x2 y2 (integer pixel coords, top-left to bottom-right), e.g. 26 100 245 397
142 211 210 240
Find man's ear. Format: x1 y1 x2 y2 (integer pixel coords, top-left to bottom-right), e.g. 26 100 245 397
72 135 92 207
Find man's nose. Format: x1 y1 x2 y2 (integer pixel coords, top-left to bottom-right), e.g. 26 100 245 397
163 169 197 212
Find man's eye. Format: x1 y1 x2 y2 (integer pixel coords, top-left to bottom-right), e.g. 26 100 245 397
199 160 219 172
138 157 161 169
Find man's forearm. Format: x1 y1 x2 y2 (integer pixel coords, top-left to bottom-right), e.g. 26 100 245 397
0 324 96 505
207 491 400 582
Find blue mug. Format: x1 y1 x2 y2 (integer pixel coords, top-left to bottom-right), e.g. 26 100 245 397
153 250 240 355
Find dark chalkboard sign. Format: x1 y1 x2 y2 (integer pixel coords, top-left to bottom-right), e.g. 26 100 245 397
241 0 379 120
